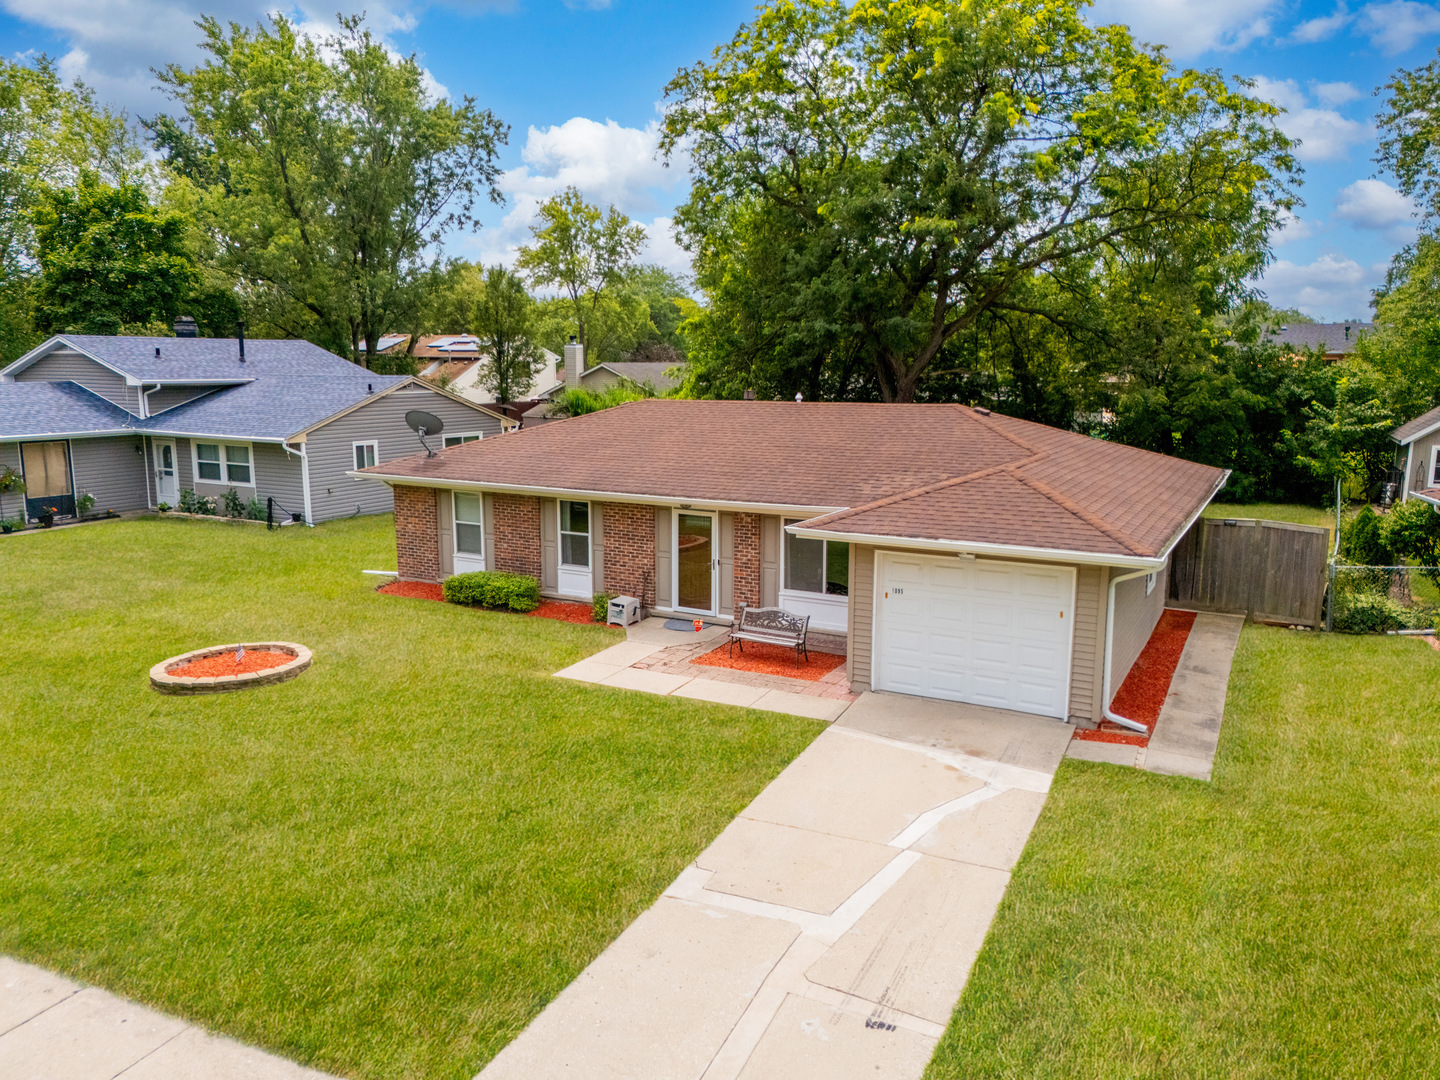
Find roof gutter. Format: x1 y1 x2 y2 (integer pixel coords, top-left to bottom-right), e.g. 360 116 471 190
783 526 1169 571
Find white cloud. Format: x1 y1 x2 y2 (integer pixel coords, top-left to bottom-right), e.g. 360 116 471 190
461 116 693 279
1272 209 1318 245
0 0 438 116
1290 5 1353 43
1357 0 1440 53
1086 0 1281 57
1247 76 1372 162
1256 254 1385 319
1334 179 1419 239
1313 81 1362 106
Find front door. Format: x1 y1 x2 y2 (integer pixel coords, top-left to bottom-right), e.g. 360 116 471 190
153 439 179 505
675 510 717 614
21 440 74 520
557 500 592 598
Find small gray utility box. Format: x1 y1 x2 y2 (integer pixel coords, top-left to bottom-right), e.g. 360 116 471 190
607 595 641 627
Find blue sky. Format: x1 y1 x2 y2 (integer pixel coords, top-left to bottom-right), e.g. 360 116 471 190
4 0 1440 319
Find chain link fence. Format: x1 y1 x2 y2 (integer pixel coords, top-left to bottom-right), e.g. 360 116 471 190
1327 563 1440 634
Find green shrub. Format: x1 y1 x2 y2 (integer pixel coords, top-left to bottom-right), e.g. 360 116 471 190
245 496 266 521
221 487 245 517
178 488 216 515
592 592 614 623
1342 506 1393 566
442 571 540 613
1332 591 1406 634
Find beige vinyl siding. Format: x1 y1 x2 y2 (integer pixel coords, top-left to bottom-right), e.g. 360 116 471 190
252 443 305 517
591 502 605 592
540 499 559 592
719 512 735 615
1403 428 1440 498
147 386 221 414
438 491 455 576
761 515 781 607
654 510 672 609
847 544 876 691
0 442 21 519
303 385 503 523
69 437 148 512
173 438 193 489
1068 565 1105 724
1107 563 1169 698
12 349 138 412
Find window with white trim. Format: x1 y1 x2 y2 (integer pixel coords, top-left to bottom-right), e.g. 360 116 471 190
1430 446 1440 488
560 500 590 567
444 433 482 448
195 442 253 485
783 519 849 595
1146 572 1157 595
353 441 378 470
454 492 484 555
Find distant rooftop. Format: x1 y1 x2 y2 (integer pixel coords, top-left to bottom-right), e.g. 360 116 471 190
1263 322 1373 355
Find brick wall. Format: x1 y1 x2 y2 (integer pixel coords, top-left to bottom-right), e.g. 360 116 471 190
492 493 542 578
394 485 439 582
733 512 761 611
603 502 656 608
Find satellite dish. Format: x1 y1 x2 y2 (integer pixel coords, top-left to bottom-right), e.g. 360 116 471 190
406 410 445 456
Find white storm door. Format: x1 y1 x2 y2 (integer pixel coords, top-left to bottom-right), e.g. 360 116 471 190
874 552 1075 719
452 492 487 574
674 510 718 615
557 499 593 598
154 440 179 504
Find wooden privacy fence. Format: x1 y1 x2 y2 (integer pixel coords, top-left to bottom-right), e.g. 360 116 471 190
1168 517 1330 626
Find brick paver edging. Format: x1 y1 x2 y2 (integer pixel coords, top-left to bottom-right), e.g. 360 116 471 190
150 643 312 695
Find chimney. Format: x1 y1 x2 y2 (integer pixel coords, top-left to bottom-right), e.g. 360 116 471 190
1345 324 1351 340
744 388 755 400
237 320 246 364
564 335 583 390
173 315 197 338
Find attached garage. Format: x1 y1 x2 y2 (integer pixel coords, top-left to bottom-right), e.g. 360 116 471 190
873 552 1076 719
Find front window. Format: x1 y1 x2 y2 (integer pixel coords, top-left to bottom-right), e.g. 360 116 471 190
454 492 483 555
354 441 377 470
444 433 481 448
560 500 590 567
784 520 849 596
196 442 252 485
196 443 222 482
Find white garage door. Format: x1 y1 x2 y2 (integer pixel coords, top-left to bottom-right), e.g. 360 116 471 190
874 553 1076 718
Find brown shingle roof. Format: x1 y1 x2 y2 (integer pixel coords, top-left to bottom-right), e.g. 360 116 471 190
362 400 1226 560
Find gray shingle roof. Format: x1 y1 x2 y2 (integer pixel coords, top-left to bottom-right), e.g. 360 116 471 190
0 382 141 439
5 335 362 381
146 376 410 440
1263 322 1372 354
597 362 685 391
1393 403 1440 443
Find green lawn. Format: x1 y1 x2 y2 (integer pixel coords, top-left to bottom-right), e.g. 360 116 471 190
1203 501 1335 530
924 626 1440 1079
0 516 821 1079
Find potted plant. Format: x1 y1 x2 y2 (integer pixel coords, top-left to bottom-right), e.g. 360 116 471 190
0 517 20 535
37 506 57 528
76 491 96 519
157 502 171 513
0 465 23 522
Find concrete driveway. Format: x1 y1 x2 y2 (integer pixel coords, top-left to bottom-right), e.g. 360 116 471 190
478 695 1071 1080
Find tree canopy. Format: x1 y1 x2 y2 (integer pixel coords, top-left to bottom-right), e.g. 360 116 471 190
471 266 545 403
662 0 1298 402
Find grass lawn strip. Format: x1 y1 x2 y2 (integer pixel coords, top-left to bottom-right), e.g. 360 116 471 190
923 626 1440 1079
0 516 822 1080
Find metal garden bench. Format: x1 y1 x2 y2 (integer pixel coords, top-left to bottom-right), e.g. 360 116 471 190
729 605 811 667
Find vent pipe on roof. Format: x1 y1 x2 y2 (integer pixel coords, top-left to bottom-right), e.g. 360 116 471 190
237 321 246 363
795 391 803 403
154 347 161 358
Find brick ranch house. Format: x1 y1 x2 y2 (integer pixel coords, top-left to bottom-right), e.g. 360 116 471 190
357 400 1227 727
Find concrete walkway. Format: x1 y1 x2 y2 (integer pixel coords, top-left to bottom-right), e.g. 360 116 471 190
1142 613 1244 781
0 957 334 1080
478 702 1072 1080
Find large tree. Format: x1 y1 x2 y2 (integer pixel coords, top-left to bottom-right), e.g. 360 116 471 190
156 14 507 366
516 187 646 361
662 0 1297 402
31 176 197 335
471 266 544 403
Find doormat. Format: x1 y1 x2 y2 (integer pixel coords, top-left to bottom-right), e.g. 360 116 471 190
664 618 719 631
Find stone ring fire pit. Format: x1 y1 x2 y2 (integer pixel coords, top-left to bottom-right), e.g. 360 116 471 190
150 642 312 695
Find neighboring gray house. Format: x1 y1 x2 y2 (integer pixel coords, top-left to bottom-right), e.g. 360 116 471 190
0 334 510 526
537 341 685 401
1263 321 1373 359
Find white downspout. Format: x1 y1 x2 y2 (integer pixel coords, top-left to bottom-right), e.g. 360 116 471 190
143 436 153 509
298 443 314 527
141 383 160 419
1404 441 1415 502
1101 567 1153 734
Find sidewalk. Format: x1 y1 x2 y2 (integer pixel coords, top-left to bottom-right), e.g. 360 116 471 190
0 957 334 1080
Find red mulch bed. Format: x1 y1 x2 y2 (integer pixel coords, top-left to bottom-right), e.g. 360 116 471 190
378 580 445 602
530 600 598 625
693 640 845 682
1074 608 1196 744
170 649 291 678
